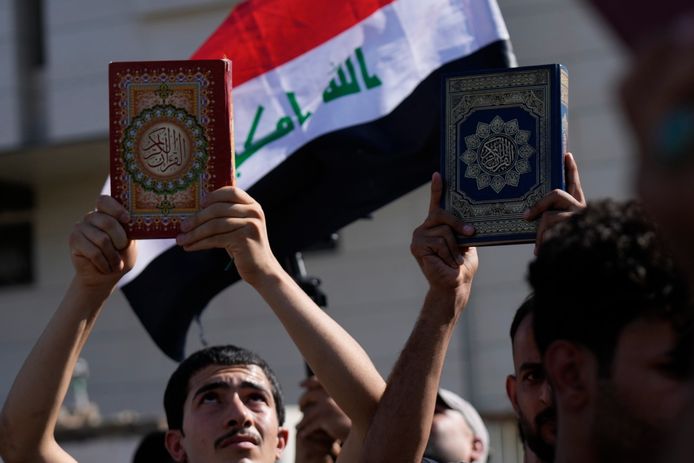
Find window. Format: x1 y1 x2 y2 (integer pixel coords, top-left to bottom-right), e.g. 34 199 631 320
0 182 34 287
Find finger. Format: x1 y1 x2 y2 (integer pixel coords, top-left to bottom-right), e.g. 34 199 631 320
95 195 130 223
85 210 129 251
523 189 581 221
299 387 330 410
177 217 253 248
564 153 585 205
296 420 324 439
418 224 462 266
412 234 459 269
180 201 261 232
428 172 443 214
80 219 124 272
296 404 325 431
179 232 239 253
535 211 573 252
70 226 113 274
202 186 256 207
299 376 322 390
422 209 475 237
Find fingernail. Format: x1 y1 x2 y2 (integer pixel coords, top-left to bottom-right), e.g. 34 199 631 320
523 209 531 220
176 234 186 245
180 219 191 232
121 212 130 223
462 224 475 236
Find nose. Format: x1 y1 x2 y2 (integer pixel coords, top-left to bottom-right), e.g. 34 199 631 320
539 379 553 405
226 394 252 428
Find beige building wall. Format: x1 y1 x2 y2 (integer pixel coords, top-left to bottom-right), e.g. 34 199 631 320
0 0 632 461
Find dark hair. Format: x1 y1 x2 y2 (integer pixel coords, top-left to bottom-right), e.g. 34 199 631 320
509 294 535 343
529 199 692 375
163 345 285 430
132 430 174 463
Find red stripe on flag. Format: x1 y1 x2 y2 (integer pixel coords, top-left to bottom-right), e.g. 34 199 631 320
191 0 396 86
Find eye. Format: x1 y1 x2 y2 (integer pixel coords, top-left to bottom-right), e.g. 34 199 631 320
199 391 221 405
523 368 545 383
246 392 268 405
248 393 267 402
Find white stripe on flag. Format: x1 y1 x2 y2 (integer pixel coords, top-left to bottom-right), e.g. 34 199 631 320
234 0 510 188
118 0 510 285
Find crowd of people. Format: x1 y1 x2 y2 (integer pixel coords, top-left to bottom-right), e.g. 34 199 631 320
2 14 694 463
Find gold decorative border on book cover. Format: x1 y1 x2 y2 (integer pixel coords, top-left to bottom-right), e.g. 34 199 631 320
445 68 552 237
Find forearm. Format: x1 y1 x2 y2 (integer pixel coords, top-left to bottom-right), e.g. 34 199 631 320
360 288 464 463
252 265 385 432
0 277 112 462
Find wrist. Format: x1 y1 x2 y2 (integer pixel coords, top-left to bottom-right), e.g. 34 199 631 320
246 258 287 290
421 286 470 325
70 276 117 302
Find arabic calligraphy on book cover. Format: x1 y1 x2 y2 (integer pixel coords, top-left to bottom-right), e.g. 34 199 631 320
442 64 568 246
109 60 234 239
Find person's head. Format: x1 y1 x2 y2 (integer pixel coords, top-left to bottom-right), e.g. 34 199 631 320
505 295 556 463
425 389 489 463
620 16 694 283
529 199 694 463
133 430 175 463
163 345 288 463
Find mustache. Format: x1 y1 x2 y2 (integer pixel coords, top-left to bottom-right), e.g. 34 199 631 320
535 406 557 428
214 428 261 449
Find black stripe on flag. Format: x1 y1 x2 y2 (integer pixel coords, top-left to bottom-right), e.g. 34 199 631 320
123 39 516 361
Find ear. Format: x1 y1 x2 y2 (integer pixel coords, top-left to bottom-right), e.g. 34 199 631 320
165 429 188 462
505 374 519 415
470 436 485 461
544 340 594 412
275 426 289 460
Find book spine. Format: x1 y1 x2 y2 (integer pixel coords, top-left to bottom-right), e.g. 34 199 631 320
559 64 569 189
223 59 236 185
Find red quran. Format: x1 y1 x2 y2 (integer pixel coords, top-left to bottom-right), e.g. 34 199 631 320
109 59 234 239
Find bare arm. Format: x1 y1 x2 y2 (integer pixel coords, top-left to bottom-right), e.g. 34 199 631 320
0 197 135 463
176 187 385 454
360 172 479 463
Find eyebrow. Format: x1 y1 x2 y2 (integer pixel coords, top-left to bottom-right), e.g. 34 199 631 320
519 361 543 372
193 381 230 400
192 379 271 401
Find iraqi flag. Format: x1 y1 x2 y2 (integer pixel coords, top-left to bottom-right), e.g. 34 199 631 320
122 0 516 361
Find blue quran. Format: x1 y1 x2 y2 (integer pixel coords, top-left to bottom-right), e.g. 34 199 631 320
442 64 568 246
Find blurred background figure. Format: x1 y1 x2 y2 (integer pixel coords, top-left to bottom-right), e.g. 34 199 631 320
132 431 175 463
294 377 489 463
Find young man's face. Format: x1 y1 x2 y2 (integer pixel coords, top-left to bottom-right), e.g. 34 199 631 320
426 402 480 462
507 314 556 463
590 318 693 463
165 363 288 463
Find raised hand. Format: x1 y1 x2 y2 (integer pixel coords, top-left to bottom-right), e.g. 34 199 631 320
175 186 281 286
69 195 136 290
297 376 351 443
410 172 478 293
523 152 586 254
295 376 351 463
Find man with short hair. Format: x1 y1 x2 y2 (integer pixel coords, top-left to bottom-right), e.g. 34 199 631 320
0 187 386 463
162 345 289 462
529 200 694 463
505 296 555 463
